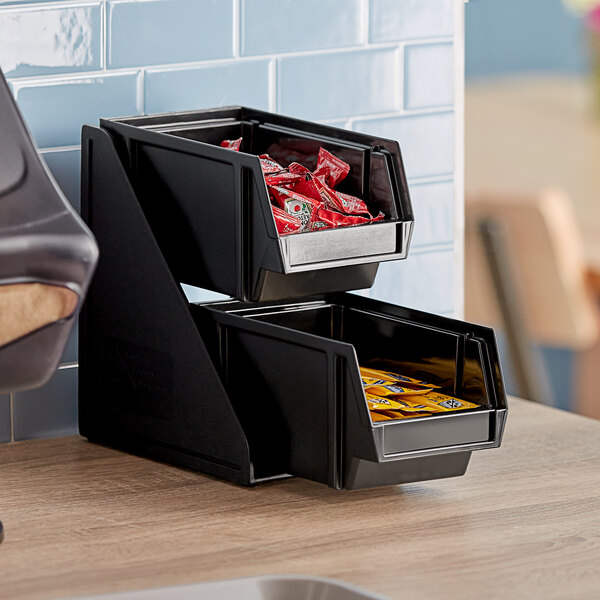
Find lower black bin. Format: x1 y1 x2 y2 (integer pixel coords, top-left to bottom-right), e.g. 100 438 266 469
194 293 507 490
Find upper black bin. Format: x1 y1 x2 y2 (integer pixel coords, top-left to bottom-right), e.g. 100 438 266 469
98 107 413 302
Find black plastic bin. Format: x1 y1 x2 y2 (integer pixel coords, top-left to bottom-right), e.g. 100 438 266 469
195 294 506 489
97 107 413 302
79 106 507 490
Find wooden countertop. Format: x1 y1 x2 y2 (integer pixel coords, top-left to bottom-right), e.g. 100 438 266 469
1 398 600 600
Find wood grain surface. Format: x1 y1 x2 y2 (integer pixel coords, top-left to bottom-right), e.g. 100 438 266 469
1 398 599 600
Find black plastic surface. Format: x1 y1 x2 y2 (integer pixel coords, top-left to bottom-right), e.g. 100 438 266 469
0 69 98 393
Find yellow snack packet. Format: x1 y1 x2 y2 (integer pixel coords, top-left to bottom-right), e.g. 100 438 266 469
411 391 480 412
364 392 408 412
364 383 431 397
381 392 480 414
379 410 431 420
369 411 398 422
359 366 440 389
361 376 395 386
389 397 437 412
375 393 480 421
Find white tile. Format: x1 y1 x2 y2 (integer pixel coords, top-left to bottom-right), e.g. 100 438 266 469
405 43 454 109
353 112 454 179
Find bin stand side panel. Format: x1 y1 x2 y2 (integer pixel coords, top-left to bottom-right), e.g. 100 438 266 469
218 326 334 486
129 142 243 298
79 126 253 484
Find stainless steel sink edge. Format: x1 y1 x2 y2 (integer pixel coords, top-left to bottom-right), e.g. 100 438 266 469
65 574 394 600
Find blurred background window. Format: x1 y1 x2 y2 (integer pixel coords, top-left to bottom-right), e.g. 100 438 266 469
464 0 600 418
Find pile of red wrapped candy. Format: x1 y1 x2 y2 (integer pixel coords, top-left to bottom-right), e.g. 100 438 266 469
221 138 385 236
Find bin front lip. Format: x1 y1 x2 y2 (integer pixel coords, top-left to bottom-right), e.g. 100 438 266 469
375 440 499 462
278 221 412 273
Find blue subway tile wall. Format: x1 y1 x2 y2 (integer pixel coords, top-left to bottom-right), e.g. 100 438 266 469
404 43 454 109
409 180 455 248
0 3 102 78
40 148 82 211
278 48 399 120
60 322 79 366
107 0 234 69
145 60 271 114
370 0 454 42
364 248 456 313
12 367 78 441
12 72 141 147
0 0 461 441
241 0 363 56
353 112 455 178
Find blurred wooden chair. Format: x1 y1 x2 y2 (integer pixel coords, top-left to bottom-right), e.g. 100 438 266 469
465 188 600 414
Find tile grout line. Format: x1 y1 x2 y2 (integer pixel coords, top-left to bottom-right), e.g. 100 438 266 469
233 0 241 58
9 69 142 89
408 174 454 185
101 0 107 72
137 69 145 115
347 106 454 130
396 43 405 112
5 38 454 86
268 58 277 113
361 0 370 46
410 242 455 256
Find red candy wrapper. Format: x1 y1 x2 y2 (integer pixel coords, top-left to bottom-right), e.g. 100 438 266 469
289 163 362 216
287 162 321 200
314 207 371 230
335 191 371 216
269 185 322 231
313 147 350 189
220 138 242 151
258 154 284 174
271 205 303 235
264 171 303 186
311 173 354 214
219 138 386 236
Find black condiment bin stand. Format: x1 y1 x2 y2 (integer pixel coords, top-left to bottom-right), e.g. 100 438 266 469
79 106 507 489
